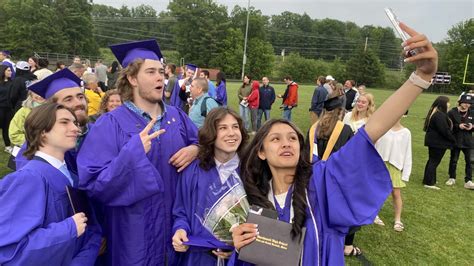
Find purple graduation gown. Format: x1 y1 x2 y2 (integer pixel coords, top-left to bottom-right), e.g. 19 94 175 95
170 79 186 111
77 104 198 266
173 160 239 265
216 81 227 106
229 127 392 266
0 159 101 266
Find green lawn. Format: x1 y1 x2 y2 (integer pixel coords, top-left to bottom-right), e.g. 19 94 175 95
1 82 472 265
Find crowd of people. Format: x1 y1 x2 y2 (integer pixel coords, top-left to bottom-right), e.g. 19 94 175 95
0 23 471 266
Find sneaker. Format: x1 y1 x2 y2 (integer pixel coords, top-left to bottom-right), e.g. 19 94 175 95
424 185 441 190
445 178 456 186
4 146 13 154
464 181 474 190
373 215 385 226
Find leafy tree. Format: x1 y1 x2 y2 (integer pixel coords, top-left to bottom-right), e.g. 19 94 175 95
346 48 385 87
168 0 229 67
277 52 328 83
209 28 243 78
246 37 274 79
440 19 474 93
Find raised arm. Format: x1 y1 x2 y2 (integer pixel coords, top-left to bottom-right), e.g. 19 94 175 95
365 23 438 143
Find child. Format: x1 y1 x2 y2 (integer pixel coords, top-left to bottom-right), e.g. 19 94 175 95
375 119 412 231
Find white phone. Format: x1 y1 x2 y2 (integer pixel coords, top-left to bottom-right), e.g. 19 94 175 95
384 8 418 56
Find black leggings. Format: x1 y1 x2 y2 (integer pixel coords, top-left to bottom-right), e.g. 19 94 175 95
0 107 12 147
423 147 447 185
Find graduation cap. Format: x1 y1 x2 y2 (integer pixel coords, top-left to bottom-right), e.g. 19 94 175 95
28 68 82 99
323 96 344 111
1 50 11 56
109 39 163 68
186 64 197 72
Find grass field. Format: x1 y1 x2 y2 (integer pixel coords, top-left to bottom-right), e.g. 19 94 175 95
0 82 472 265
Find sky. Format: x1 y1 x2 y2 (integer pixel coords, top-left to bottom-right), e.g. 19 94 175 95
94 0 473 43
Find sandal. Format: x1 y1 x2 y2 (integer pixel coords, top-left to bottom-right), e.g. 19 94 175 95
373 215 385 226
344 246 362 257
394 221 404 232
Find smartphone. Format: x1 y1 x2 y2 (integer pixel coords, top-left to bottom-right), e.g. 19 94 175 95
384 8 418 56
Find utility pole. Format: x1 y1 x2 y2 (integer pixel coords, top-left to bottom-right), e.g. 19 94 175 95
364 37 368 52
241 0 250 80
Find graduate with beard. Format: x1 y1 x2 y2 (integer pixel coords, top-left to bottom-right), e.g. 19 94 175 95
77 39 199 266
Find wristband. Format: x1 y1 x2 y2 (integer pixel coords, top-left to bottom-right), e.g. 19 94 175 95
409 72 432 90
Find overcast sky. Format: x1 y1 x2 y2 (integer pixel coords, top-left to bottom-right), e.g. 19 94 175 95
94 0 473 42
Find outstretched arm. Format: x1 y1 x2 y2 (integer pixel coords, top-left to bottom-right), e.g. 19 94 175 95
365 23 438 143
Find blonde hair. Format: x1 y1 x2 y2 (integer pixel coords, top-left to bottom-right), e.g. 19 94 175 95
351 92 375 121
82 73 98 85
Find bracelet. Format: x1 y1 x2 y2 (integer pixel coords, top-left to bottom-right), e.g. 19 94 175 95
409 72 432 90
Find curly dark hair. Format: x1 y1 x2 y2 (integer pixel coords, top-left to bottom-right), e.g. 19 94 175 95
240 119 311 240
198 107 249 170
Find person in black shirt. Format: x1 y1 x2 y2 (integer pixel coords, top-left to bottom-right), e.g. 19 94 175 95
446 93 473 189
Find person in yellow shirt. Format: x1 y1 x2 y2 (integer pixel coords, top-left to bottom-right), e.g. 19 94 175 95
83 73 105 116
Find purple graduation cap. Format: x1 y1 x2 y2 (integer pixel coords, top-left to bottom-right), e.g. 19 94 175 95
28 68 82 99
1 50 11 56
186 63 197 72
109 39 163 68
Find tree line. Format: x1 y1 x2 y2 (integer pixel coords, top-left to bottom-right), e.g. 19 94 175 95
0 0 471 93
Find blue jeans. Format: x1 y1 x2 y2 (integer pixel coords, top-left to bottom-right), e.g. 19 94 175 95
257 109 271 129
239 105 250 131
282 108 293 121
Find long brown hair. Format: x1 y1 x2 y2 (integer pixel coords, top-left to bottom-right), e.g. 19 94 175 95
115 59 145 102
240 119 311 240
24 103 77 159
317 107 345 139
198 107 248 170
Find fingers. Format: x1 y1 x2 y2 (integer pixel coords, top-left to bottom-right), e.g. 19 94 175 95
169 149 183 165
212 250 232 259
403 48 437 63
140 118 157 137
176 160 191 173
149 129 166 140
399 22 419 38
232 223 258 250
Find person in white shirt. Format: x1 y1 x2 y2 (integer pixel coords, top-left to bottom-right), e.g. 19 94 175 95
375 119 412 232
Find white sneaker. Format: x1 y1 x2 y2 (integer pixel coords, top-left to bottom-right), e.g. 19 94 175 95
445 178 456 186
424 185 441 190
464 181 474 190
4 146 13 154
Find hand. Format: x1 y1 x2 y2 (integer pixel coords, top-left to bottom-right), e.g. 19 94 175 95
72 212 88 237
231 223 258 252
172 229 189 252
400 22 438 81
139 119 166 153
212 249 232 259
243 97 248 100
169 145 199 172
460 123 467 130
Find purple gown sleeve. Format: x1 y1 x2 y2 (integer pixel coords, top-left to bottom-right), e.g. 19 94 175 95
69 224 101 266
313 127 392 228
77 115 165 206
216 82 228 106
0 171 77 265
172 164 196 234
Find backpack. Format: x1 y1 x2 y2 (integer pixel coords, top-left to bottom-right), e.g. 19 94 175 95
201 96 221 117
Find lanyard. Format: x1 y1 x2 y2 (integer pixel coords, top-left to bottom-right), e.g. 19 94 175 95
273 185 294 223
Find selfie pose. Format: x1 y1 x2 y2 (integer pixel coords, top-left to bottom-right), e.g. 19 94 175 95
230 23 438 265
